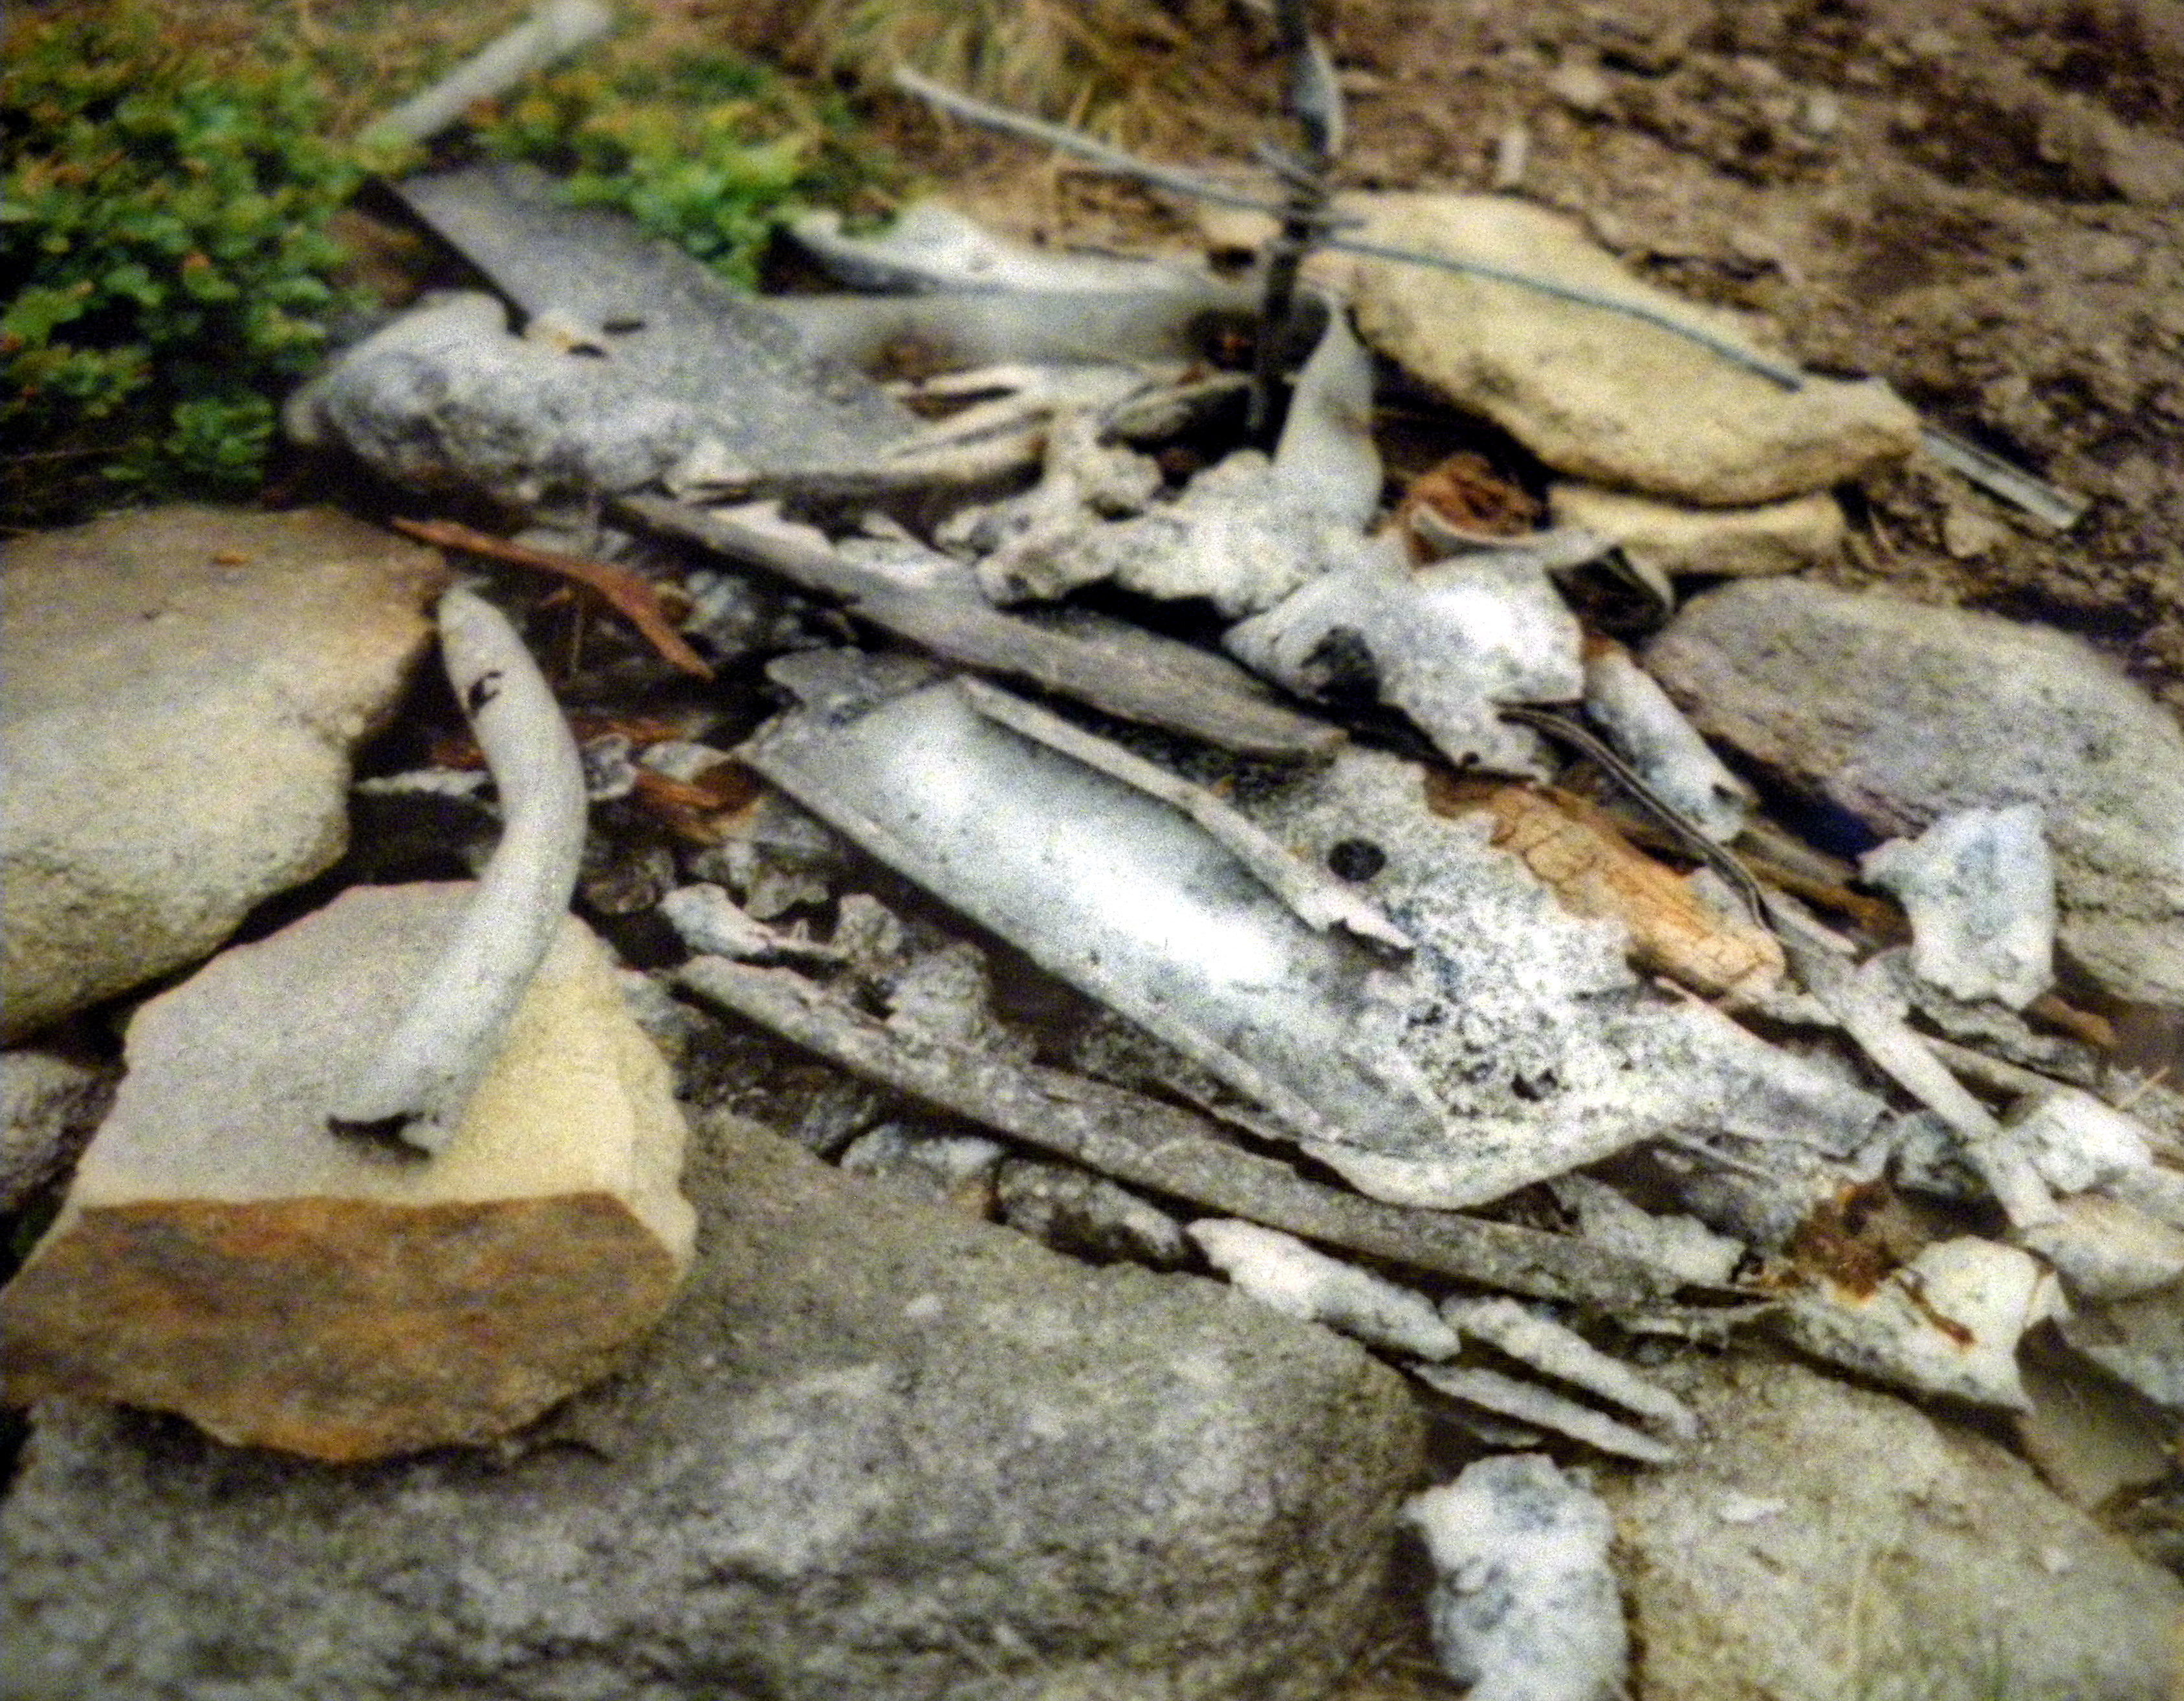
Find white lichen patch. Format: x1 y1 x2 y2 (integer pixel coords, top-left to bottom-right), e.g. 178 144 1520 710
1405 1454 1628 1701
1187 1219 1459 1359
1861 804 2056 1009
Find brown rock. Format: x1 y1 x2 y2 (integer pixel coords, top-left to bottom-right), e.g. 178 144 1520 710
1338 193 1919 506
1547 482 1846 578
0 882 695 1460
1 506 446 1041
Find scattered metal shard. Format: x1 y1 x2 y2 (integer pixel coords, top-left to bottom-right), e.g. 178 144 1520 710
1439 1295 1697 1440
1225 542 1591 773
1772 1235 2063 1409
1861 804 2056 1010
766 289 1318 375
956 677 1411 949
739 670 1447 1152
362 0 612 149
391 163 917 478
1189 1219 1461 1358
790 202 1222 296
1919 423 2090 534
675 956 1698 1307
1410 1363 1681 1463
327 589 586 1153
618 494 1342 760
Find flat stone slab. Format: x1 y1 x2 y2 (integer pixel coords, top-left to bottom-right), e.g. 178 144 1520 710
1606 1354 2184 1700
0 1108 1423 1701
1547 482 1846 578
0 505 445 1041
1646 576 2184 1005
1338 192 1919 507
0 883 695 1460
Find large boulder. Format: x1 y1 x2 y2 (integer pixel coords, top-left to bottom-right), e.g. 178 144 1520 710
0 505 445 1041
1646 576 2184 1005
0 1104 1424 1701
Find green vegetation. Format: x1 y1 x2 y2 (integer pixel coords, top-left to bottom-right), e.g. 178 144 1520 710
1 8 371 523
1 5 899 527
472 48 901 289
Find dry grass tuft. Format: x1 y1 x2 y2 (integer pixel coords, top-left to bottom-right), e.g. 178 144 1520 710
778 0 1280 150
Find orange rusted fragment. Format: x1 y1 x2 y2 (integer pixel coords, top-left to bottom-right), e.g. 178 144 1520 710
393 515 714 679
1785 1180 1918 1297
2027 992 2118 1053
1430 776 1785 1005
631 762 765 845
1395 449 1542 558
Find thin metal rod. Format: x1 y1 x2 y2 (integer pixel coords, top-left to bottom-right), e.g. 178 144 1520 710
1496 705 1774 928
891 67 1806 393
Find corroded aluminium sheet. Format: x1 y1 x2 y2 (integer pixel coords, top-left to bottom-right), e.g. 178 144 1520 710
739 674 1446 1154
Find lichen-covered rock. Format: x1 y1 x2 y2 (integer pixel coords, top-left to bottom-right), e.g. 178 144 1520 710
1646 577 2184 1004
0 1108 1423 1701
1607 1354 2184 1700
0 505 445 1042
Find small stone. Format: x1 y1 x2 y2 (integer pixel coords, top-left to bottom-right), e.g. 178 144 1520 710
1339 194 1919 505
1940 500 2013 559
995 1158 1194 1268
0 882 695 1460
1545 59 1614 114
1 506 446 1042
0 1047 116 1213
1547 482 1845 577
1796 89 1844 137
839 1123 1005 1215
1492 124 1532 190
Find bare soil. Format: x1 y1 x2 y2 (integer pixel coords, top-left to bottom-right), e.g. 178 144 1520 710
812 0 2184 716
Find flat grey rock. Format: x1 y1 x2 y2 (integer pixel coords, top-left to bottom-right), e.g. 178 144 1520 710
1606 1354 2184 1700
0 1110 1422 1701
1646 576 2184 1005
0 1047 114 1213
0 506 445 1042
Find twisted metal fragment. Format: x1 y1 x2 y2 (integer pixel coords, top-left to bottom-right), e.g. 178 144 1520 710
327 587 587 1154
